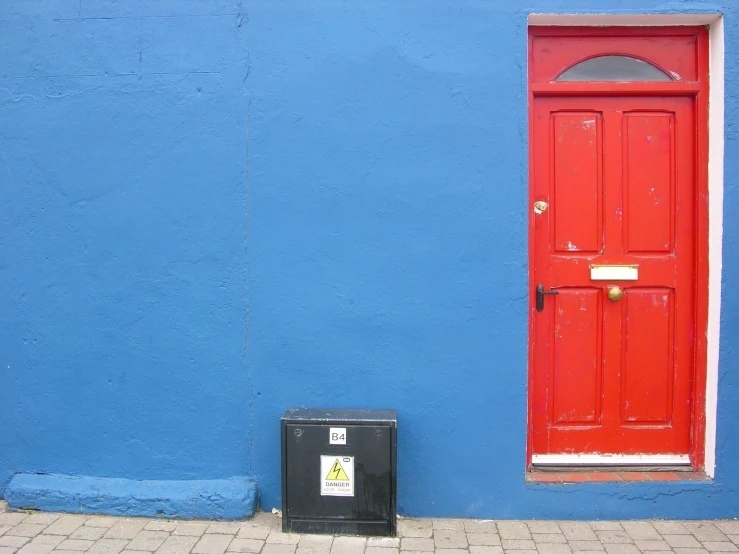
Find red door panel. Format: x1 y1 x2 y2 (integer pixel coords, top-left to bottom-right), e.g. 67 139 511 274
622 288 675 425
531 95 695 456
552 112 604 254
550 288 603 426
624 112 676 253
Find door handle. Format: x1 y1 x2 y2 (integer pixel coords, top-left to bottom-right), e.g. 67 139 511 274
536 284 558 312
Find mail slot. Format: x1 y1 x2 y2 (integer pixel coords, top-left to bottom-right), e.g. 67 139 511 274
281 408 397 536
590 264 639 281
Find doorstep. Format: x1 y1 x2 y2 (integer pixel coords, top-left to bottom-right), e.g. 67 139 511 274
526 470 710 483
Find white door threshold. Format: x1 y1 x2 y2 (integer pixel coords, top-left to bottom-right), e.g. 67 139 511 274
531 454 691 466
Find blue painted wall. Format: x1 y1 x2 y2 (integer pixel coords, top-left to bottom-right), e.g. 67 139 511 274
2 0 738 519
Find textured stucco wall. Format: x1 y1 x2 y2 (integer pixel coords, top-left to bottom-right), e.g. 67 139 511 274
0 1 252 504
1 0 738 519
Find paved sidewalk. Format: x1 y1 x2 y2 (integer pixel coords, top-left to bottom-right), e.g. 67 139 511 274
1 502 738 554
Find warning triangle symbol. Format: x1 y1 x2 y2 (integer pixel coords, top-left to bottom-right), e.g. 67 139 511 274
325 459 349 481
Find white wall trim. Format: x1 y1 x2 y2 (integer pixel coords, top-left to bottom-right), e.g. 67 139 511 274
527 14 724 478
705 16 724 479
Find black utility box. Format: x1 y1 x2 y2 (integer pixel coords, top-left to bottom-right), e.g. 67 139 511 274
281 408 397 536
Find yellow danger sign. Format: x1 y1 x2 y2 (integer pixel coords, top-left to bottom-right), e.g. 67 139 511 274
320 455 354 497
325 459 349 481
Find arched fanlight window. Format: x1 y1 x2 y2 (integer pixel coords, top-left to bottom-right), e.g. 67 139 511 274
556 55 673 82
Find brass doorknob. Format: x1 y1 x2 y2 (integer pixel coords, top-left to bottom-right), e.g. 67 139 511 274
608 286 624 302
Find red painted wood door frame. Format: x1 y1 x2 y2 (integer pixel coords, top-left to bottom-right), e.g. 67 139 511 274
527 27 709 469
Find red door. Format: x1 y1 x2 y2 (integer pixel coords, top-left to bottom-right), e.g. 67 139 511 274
528 28 709 465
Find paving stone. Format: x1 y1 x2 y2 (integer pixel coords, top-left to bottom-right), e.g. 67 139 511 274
155 536 200 554
589 524 623 532
621 523 661 541
0 535 31 548
192 534 234 554
568 542 604 552
266 533 301 545
634 540 672 551
654 523 691 535
127 531 170 552
22 515 58 527
7 525 47 538
26 536 62 547
296 546 332 554
434 530 467 549
236 526 270 541
298 537 333 549
16 541 55 554
16 535 64 554
366 539 398 549
533 534 567 544
702 542 739 551
399 537 433 551
143 523 177 533
330 537 366 554
249 513 279 530
560 524 598 541
603 545 640 554
0 515 28 527
433 520 465 531
7 510 739 554
665 535 704 548
206 525 239 536
69 528 108 541
84 519 121 529
227 539 264 553
44 516 88 536
685 524 728 542
497 523 531 540
104 521 148 540
262 546 297 554
529 523 563 534
464 522 498 535
365 548 399 554
537 544 573 554
399 521 432 539
55 539 95 551
296 539 330 554
467 534 501 546
501 539 536 550
594 532 632 544
468 547 503 554
173 524 209 537
86 538 131 554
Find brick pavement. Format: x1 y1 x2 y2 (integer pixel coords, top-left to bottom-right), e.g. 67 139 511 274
1 501 737 554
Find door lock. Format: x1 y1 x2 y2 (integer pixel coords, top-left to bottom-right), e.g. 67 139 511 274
534 201 548 214
536 284 558 312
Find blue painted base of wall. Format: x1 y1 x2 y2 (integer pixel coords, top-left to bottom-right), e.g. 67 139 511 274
4 474 257 520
